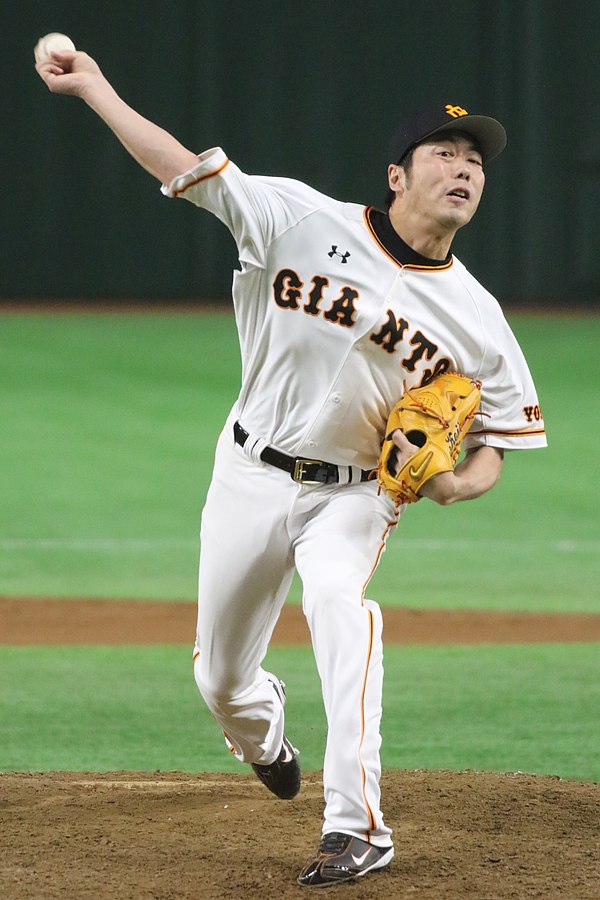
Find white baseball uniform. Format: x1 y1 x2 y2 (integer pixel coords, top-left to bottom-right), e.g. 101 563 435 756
162 148 546 846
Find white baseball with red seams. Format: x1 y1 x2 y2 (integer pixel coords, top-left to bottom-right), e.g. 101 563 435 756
34 33 76 65
162 148 546 846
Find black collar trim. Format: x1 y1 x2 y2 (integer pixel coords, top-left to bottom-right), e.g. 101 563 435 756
364 207 453 271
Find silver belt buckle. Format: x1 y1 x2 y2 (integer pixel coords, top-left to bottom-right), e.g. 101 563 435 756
293 458 324 484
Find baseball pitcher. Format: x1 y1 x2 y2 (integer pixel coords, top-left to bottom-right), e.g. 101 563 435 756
36 44 546 887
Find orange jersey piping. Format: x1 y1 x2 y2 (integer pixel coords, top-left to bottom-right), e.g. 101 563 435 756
360 519 398 604
363 207 454 272
172 158 230 196
358 608 377 834
356 516 398 836
469 427 546 437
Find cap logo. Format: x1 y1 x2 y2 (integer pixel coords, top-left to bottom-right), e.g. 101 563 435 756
445 104 468 118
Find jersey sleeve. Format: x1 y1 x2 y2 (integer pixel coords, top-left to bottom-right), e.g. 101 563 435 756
463 311 547 452
161 147 336 269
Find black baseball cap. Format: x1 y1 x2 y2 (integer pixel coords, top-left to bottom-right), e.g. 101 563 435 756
388 102 507 165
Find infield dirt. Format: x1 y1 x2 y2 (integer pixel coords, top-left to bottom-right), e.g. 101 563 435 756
3 770 599 899
3 596 600 646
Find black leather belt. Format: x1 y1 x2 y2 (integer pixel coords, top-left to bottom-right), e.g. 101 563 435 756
233 421 375 485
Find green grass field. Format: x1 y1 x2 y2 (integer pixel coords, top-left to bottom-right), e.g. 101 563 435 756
1 644 598 780
2 312 599 609
1 311 599 778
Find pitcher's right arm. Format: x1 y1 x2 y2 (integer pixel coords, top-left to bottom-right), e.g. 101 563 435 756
36 49 198 184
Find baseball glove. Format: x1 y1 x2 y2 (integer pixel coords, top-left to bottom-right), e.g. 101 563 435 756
378 372 482 504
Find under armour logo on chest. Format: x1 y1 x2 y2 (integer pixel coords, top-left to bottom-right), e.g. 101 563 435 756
328 245 351 264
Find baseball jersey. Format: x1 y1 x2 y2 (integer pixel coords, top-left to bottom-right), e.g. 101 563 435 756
163 148 546 470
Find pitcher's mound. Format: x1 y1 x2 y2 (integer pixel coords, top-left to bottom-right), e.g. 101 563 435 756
3 769 599 898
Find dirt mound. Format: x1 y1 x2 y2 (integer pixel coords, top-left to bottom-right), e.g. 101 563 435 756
2 769 599 899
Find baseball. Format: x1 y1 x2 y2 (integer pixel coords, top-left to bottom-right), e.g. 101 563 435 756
34 32 76 65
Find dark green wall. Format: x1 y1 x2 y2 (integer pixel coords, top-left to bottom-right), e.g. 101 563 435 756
3 0 598 304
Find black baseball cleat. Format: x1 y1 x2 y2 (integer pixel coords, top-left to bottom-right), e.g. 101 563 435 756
251 735 300 800
297 831 394 886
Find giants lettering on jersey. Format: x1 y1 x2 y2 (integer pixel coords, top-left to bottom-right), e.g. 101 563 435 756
272 267 451 386
369 310 452 385
273 268 359 327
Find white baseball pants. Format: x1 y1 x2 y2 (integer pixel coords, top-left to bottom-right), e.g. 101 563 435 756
193 423 399 845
